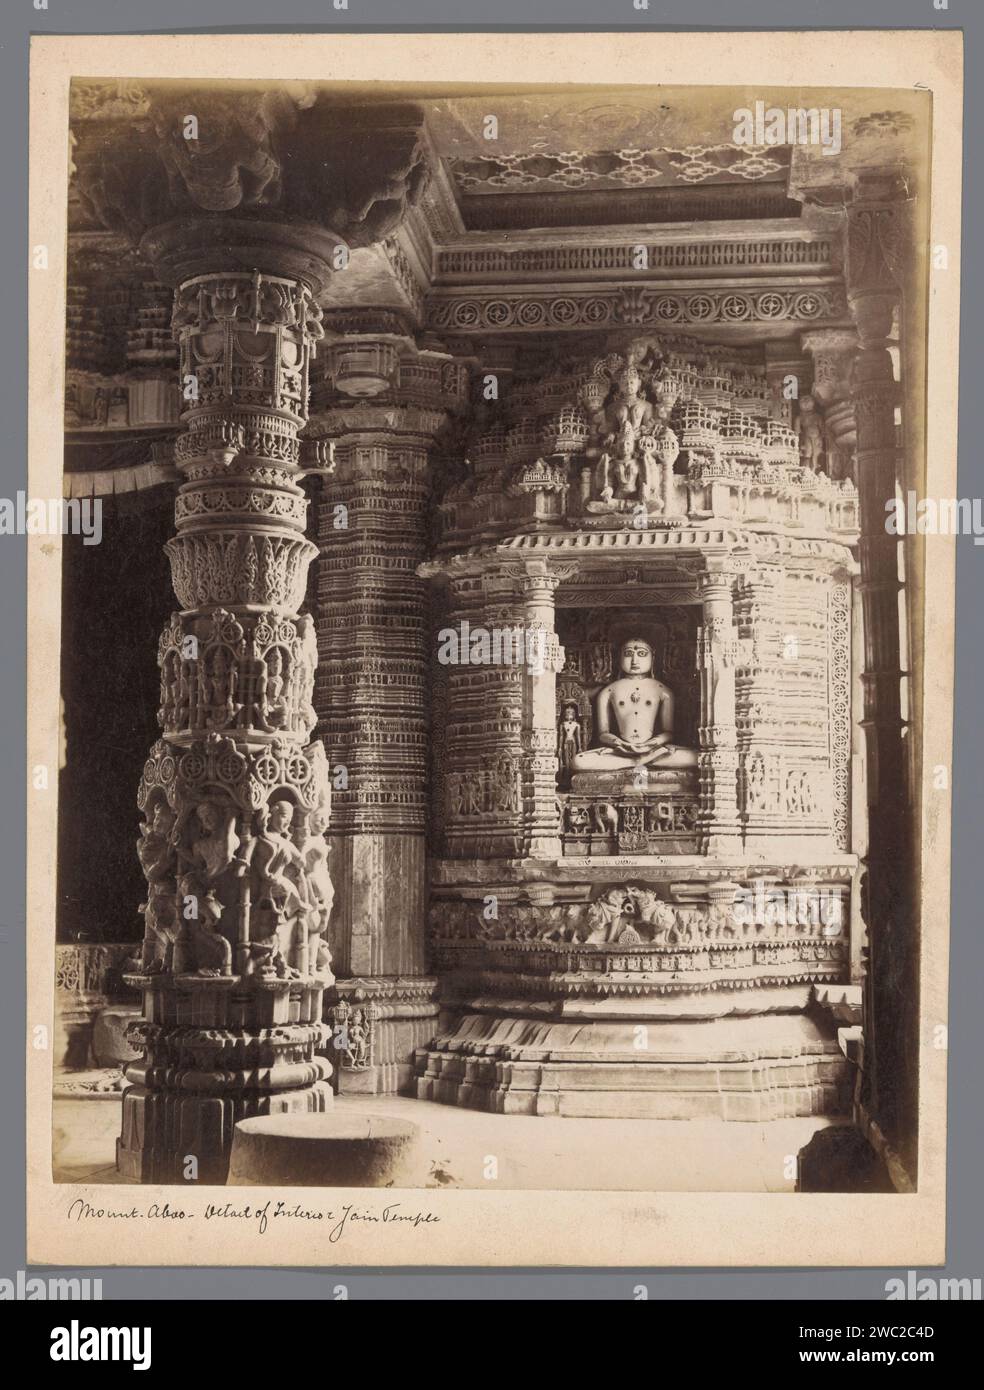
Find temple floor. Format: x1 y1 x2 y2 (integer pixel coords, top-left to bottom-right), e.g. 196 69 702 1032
53 1079 843 1192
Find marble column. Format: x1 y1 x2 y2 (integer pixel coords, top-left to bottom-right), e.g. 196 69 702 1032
304 335 467 1091
73 85 433 1165
514 562 566 860
441 566 527 861
118 253 338 1183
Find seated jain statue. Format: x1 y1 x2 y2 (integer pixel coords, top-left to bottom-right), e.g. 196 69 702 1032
571 638 698 772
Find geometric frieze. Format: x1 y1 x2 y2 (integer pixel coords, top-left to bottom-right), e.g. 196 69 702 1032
427 285 848 336
434 235 836 280
446 144 789 196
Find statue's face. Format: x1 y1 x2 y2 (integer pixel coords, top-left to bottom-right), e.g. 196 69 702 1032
270 801 293 833
197 804 219 833
618 367 641 398
620 639 654 676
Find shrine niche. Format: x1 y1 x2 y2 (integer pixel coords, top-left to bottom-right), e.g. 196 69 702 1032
556 608 700 855
419 329 860 1120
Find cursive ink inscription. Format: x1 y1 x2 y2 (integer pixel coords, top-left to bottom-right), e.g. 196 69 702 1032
67 1197 440 1242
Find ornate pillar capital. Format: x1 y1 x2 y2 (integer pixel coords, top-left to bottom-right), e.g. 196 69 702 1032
845 169 910 348
799 327 860 476
799 329 859 401
73 86 430 290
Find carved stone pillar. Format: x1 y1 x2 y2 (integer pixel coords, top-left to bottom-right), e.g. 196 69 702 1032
514 562 565 859
304 339 465 1090
72 85 433 1165
846 169 915 1157
441 567 527 860
433 557 566 862
118 257 337 1183
696 562 741 855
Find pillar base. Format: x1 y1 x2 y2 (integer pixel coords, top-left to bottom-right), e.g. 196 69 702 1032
117 973 333 1184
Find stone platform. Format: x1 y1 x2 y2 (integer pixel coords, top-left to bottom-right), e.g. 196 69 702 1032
416 1011 852 1120
561 768 699 855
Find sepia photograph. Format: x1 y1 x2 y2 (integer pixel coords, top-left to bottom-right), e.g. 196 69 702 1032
24 28 960 1271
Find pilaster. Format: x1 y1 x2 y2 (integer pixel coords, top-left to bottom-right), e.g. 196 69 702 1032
696 561 741 855
845 168 916 1159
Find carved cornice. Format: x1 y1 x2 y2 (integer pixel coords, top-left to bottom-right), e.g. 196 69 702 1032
433 227 838 283
423 528 858 576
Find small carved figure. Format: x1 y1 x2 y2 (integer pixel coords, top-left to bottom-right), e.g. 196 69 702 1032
136 801 178 971
566 803 590 835
185 888 233 976
255 647 290 731
347 1011 370 1069
243 893 295 979
797 394 825 470
175 799 240 885
138 888 179 974
294 811 334 979
246 799 312 931
591 801 619 836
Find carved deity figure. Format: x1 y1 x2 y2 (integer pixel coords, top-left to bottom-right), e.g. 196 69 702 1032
255 648 290 731
557 702 584 772
607 365 656 445
572 637 698 772
138 800 177 887
178 799 240 883
293 811 334 980
137 801 179 972
798 394 825 471
180 882 233 977
246 799 311 926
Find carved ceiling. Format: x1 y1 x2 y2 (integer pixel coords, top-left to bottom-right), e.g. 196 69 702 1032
62 79 924 484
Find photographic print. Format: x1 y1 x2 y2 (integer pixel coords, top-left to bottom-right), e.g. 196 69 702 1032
26 29 960 1267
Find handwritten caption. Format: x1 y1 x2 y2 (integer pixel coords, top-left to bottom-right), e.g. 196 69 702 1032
67 1198 440 1242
